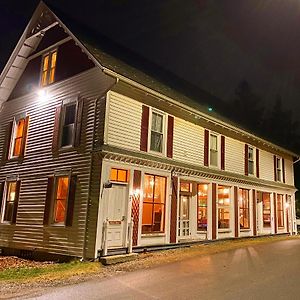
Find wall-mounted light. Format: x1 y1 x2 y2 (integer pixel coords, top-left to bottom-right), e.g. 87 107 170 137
285 202 290 209
37 89 49 103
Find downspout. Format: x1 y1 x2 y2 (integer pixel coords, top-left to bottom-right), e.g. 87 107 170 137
293 157 300 164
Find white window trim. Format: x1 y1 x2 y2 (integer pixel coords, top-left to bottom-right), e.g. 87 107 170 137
0 180 17 224
276 156 283 182
59 99 78 149
247 146 256 176
51 173 71 226
40 48 58 87
209 132 220 169
148 108 167 156
8 113 27 160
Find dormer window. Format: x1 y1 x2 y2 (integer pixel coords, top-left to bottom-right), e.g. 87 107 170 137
41 49 57 86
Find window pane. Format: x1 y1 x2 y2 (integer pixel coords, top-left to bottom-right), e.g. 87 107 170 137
54 199 67 223
16 119 25 138
118 169 128 182
239 189 250 229
152 112 163 133
13 138 22 157
43 55 49 72
218 185 230 229
263 193 271 227
180 182 190 192
56 177 69 200
210 135 217 151
51 51 57 68
150 131 163 152
210 150 218 166
54 177 69 224
218 208 230 229
3 182 17 222
64 104 76 125
248 161 254 175
197 184 208 231
61 124 74 147
142 174 166 233
248 148 253 160
110 168 118 181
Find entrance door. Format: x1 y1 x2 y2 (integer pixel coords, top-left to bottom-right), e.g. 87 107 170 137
178 195 190 238
104 184 128 248
256 192 263 234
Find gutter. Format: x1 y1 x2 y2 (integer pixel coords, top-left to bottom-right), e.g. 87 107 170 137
294 157 300 164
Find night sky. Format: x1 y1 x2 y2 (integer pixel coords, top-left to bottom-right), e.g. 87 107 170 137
1 0 300 116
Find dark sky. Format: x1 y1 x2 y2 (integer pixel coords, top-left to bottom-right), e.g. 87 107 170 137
2 0 300 116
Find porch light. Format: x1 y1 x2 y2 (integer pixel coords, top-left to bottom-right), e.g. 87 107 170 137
133 189 141 197
37 89 49 103
285 202 290 209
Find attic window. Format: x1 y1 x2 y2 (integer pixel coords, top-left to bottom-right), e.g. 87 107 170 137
41 49 57 86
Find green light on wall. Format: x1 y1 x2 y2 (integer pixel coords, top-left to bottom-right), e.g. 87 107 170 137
208 107 213 112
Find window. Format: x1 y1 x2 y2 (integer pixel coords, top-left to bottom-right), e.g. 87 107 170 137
277 194 284 228
248 147 254 175
110 168 129 183
210 134 218 167
239 189 250 229
150 111 164 153
142 174 166 233
276 157 282 182
61 102 77 148
218 185 230 229
262 193 271 227
197 184 208 231
41 49 57 86
9 116 28 158
1 181 20 223
53 176 69 224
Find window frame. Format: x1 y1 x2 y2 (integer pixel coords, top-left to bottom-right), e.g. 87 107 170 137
239 188 250 229
51 174 71 226
40 48 58 87
276 194 284 228
59 99 78 149
109 168 129 184
276 157 282 182
148 108 166 155
247 146 255 176
209 132 220 168
8 114 27 159
0 180 19 224
141 173 167 234
217 185 231 230
197 183 208 232
262 192 271 228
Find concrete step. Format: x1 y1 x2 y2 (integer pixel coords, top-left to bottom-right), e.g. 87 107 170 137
100 253 138 265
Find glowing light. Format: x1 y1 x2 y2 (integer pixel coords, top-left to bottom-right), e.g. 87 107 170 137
37 89 49 102
133 189 140 197
223 188 230 194
285 202 290 209
208 107 213 112
150 179 154 187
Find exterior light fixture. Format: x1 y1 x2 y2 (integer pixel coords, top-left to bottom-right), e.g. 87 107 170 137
133 189 141 197
208 107 213 112
37 89 49 102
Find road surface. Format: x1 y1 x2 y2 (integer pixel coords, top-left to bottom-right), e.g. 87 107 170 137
28 239 300 300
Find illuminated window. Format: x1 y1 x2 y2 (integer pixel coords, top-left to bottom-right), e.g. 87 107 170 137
218 185 230 229
239 189 250 229
277 194 284 228
10 117 26 158
180 182 191 193
110 168 129 183
263 193 271 227
61 102 77 148
41 50 57 86
142 174 166 233
53 176 69 224
150 111 164 153
210 134 218 167
197 184 208 231
1 181 19 223
248 147 254 175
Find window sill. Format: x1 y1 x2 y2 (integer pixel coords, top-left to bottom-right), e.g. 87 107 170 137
218 229 231 233
240 229 251 232
141 233 166 238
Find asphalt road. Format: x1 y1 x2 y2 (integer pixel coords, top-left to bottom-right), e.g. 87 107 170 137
28 239 300 300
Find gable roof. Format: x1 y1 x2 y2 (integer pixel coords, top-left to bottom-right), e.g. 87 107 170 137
0 1 299 159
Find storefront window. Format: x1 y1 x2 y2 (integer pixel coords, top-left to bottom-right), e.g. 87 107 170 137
142 174 166 233
239 189 250 229
277 194 284 228
197 184 208 231
218 185 230 229
263 193 271 227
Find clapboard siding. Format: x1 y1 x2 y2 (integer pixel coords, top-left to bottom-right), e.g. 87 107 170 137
225 137 245 175
106 92 142 151
0 67 115 257
285 159 294 185
173 118 204 166
260 150 275 182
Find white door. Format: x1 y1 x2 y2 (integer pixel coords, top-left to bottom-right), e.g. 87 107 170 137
178 195 190 238
256 192 263 235
104 184 128 248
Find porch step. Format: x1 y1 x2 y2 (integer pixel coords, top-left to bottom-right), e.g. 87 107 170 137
100 253 138 265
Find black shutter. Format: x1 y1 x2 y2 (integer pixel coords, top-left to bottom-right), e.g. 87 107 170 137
204 129 209 166
282 158 285 183
221 135 225 170
43 177 54 225
11 181 21 224
274 155 277 181
167 116 174 158
140 106 149 152
256 149 260 178
66 175 77 226
0 182 4 216
74 98 84 147
244 144 249 176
